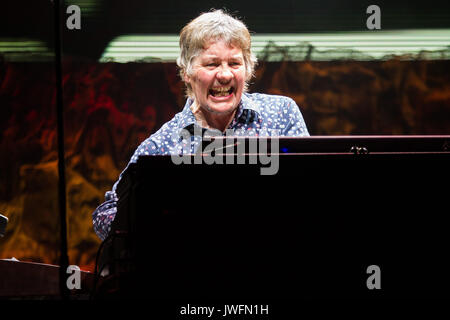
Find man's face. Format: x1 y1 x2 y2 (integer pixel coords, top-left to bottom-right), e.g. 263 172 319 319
185 39 247 115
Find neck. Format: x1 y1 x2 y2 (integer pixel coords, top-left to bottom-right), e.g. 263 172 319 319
190 101 237 132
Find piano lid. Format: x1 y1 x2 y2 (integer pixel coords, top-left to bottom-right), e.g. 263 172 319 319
202 135 450 154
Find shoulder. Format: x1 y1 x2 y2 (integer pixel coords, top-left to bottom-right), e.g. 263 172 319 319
149 113 182 142
130 111 185 160
244 92 298 113
243 92 301 120
244 92 309 136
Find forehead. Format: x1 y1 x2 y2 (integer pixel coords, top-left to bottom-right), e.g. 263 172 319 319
199 39 244 58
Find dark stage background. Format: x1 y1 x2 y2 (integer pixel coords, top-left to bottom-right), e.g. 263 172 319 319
1 0 450 272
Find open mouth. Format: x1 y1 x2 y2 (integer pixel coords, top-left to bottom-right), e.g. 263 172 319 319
209 86 234 97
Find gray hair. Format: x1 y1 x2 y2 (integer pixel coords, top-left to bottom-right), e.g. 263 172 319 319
176 9 258 98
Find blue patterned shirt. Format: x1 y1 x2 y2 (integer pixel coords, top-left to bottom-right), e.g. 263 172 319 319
92 92 309 240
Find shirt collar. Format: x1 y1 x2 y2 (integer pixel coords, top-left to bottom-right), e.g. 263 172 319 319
240 92 261 114
178 93 262 135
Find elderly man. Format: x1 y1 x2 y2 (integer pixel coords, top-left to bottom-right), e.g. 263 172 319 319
93 9 309 240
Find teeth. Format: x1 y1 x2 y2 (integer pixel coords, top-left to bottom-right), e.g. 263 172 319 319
212 87 231 92
210 87 232 97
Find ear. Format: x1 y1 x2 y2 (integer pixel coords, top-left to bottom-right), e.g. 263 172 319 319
183 68 193 84
184 73 191 84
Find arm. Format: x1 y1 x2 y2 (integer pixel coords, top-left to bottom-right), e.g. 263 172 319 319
282 98 310 137
92 189 118 241
92 138 159 240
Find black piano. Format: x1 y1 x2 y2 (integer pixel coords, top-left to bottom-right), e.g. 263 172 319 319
95 136 450 299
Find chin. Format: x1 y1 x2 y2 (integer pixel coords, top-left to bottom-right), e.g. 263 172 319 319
207 103 238 114
206 94 241 114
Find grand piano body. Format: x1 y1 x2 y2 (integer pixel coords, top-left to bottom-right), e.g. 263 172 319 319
96 136 450 299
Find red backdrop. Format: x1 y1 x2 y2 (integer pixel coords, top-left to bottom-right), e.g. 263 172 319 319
1 58 449 271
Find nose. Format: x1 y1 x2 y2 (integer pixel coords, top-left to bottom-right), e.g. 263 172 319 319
216 64 233 83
